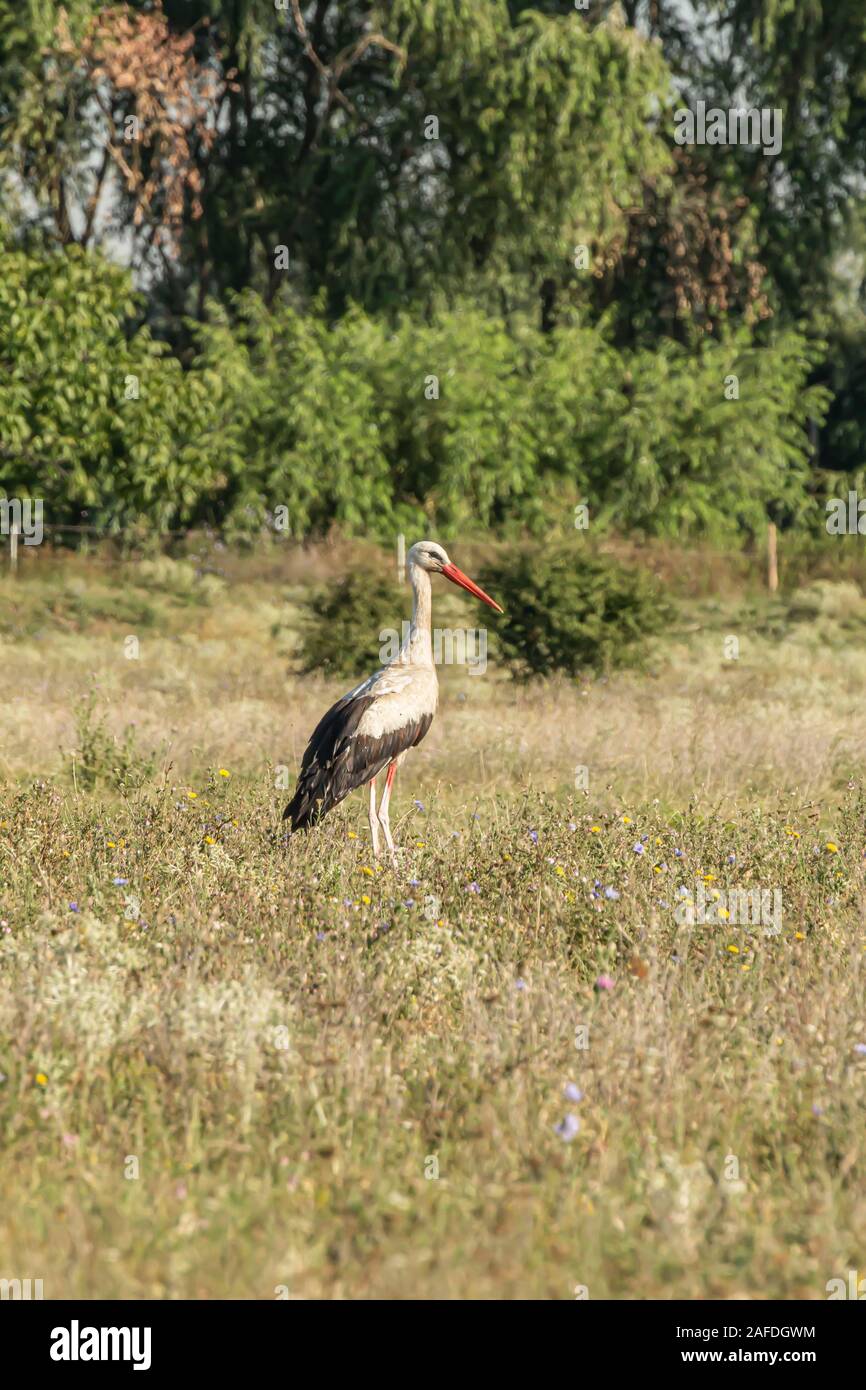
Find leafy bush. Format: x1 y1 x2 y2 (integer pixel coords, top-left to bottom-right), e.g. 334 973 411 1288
70 691 157 791
193 296 829 544
0 229 830 544
135 557 225 605
480 545 672 679
0 228 219 533
298 572 409 682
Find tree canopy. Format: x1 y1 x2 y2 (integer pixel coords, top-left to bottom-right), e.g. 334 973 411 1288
0 0 863 538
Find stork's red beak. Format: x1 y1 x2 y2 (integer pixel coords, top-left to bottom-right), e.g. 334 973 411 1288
441 562 503 613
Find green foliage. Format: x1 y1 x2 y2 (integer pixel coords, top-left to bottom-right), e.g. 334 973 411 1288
298 571 408 681
0 232 829 542
0 228 219 533
481 545 672 678
0 3 850 538
193 294 828 543
134 557 226 606
190 294 401 539
383 0 671 306
580 328 831 537
70 690 157 791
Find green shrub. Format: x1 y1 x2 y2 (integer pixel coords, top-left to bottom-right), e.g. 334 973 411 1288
134 557 226 606
0 229 830 544
69 691 157 791
0 229 220 534
480 545 672 679
298 573 408 681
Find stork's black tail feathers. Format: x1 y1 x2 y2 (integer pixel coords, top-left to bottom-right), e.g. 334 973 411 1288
283 775 331 832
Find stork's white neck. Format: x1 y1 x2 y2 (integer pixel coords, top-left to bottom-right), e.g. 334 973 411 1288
399 561 433 665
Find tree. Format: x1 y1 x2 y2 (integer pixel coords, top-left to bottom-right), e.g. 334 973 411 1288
0 224 219 531
1 1 225 269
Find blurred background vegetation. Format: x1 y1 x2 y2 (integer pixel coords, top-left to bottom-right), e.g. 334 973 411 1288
1 0 865 546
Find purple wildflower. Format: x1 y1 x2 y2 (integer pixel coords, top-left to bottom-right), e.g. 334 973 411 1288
554 1114 580 1142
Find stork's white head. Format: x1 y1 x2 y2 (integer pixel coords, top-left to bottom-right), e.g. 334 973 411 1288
407 539 503 613
407 540 450 573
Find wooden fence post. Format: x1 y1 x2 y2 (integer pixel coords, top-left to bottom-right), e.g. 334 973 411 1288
767 521 778 593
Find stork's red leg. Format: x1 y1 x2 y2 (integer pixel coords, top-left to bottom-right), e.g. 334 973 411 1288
377 760 399 866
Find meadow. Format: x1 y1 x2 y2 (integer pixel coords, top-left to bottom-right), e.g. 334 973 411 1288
1 542 865 1299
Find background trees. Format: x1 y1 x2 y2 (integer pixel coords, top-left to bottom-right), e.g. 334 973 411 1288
0 0 863 538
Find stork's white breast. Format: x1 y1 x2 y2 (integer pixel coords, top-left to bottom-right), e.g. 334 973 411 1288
355 664 438 739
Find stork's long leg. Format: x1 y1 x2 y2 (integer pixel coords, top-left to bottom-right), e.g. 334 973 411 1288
368 776 381 859
377 760 399 867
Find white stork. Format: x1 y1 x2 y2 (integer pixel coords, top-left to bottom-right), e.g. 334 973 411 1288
284 541 502 861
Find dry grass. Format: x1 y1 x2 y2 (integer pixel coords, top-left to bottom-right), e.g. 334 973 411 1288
1 549 865 1299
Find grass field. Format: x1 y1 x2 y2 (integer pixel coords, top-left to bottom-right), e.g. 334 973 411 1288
1 545 866 1299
